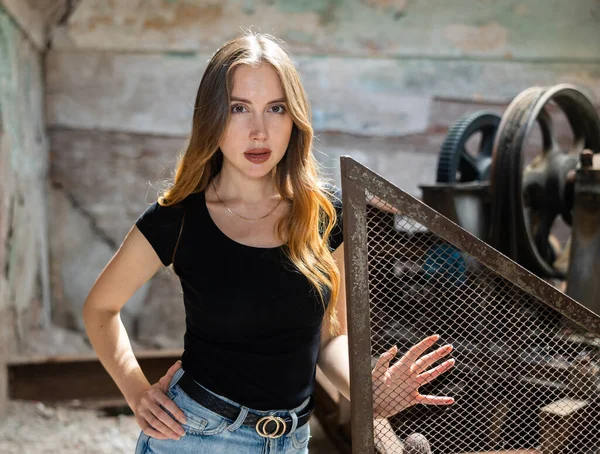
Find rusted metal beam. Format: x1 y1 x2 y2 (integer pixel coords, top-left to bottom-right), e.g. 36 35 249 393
7 349 183 402
341 156 600 335
341 158 376 454
340 156 600 453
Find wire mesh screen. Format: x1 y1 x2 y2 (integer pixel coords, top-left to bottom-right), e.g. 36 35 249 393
341 159 600 454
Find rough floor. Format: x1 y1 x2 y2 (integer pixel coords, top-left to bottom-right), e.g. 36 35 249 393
0 400 338 454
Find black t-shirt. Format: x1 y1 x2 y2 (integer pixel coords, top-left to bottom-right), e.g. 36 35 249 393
135 187 343 410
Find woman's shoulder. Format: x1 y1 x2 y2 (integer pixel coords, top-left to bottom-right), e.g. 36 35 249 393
138 191 205 223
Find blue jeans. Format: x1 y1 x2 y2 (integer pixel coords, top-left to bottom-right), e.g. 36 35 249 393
135 368 311 453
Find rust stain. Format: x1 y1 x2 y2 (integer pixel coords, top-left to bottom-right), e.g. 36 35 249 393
176 3 223 27
445 21 508 53
87 15 114 31
145 2 223 30
512 3 529 16
362 0 392 6
360 0 408 13
318 0 338 26
360 38 385 54
144 16 170 30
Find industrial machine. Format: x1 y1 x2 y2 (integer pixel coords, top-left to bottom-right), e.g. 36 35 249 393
423 84 600 315
316 84 599 454
402 83 600 453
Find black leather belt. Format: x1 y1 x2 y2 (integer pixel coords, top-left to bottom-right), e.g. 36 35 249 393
177 372 313 439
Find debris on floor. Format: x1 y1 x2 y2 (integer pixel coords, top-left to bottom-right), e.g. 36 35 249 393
0 400 339 454
0 400 139 454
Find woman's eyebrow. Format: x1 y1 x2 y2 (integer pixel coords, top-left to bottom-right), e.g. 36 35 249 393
230 96 286 104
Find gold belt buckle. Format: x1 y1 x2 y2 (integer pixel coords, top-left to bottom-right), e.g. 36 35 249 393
256 415 287 439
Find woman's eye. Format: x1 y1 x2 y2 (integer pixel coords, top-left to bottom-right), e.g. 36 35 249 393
231 104 247 113
270 104 286 114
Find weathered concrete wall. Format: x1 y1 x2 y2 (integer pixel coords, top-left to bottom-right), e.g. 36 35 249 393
0 6 51 416
46 0 600 137
44 0 600 345
54 0 600 61
48 129 171 337
0 0 69 50
45 51 600 137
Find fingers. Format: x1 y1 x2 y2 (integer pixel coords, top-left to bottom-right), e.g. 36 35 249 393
141 423 169 440
154 390 187 425
159 360 182 392
416 358 455 385
142 406 184 439
411 344 453 375
372 346 398 381
415 394 455 406
167 359 182 376
401 335 440 365
140 400 186 439
137 387 186 440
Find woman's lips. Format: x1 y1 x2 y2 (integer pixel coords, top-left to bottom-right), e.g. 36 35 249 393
244 149 271 164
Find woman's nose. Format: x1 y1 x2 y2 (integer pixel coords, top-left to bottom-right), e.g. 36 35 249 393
249 115 268 141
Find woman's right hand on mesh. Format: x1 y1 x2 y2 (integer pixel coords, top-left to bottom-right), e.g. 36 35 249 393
371 334 455 418
134 360 187 440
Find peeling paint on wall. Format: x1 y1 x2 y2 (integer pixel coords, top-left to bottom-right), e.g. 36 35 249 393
57 0 600 61
512 3 529 16
360 0 408 14
445 21 509 53
0 7 51 341
45 50 600 137
0 0 71 50
0 11 48 178
143 3 224 31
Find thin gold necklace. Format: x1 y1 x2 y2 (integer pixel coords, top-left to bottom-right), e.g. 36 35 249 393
211 180 282 221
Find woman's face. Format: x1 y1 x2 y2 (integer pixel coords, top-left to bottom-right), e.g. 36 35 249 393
219 63 293 181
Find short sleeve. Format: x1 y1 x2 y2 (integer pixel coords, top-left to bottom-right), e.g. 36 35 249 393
323 184 343 252
135 201 184 266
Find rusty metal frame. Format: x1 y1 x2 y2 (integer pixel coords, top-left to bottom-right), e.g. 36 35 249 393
342 174 374 452
340 156 600 454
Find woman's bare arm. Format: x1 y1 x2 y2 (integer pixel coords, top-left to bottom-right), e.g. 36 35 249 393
317 245 350 399
318 243 454 450
317 246 405 451
82 225 185 439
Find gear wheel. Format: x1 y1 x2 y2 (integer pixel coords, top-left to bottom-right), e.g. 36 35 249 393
436 111 501 183
489 84 600 278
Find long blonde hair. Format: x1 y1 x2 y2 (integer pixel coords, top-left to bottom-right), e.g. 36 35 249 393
160 33 340 334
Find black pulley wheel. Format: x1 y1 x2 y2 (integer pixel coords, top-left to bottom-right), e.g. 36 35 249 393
489 84 600 278
437 111 501 183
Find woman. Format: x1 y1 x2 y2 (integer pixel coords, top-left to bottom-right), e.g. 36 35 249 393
82 33 455 453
